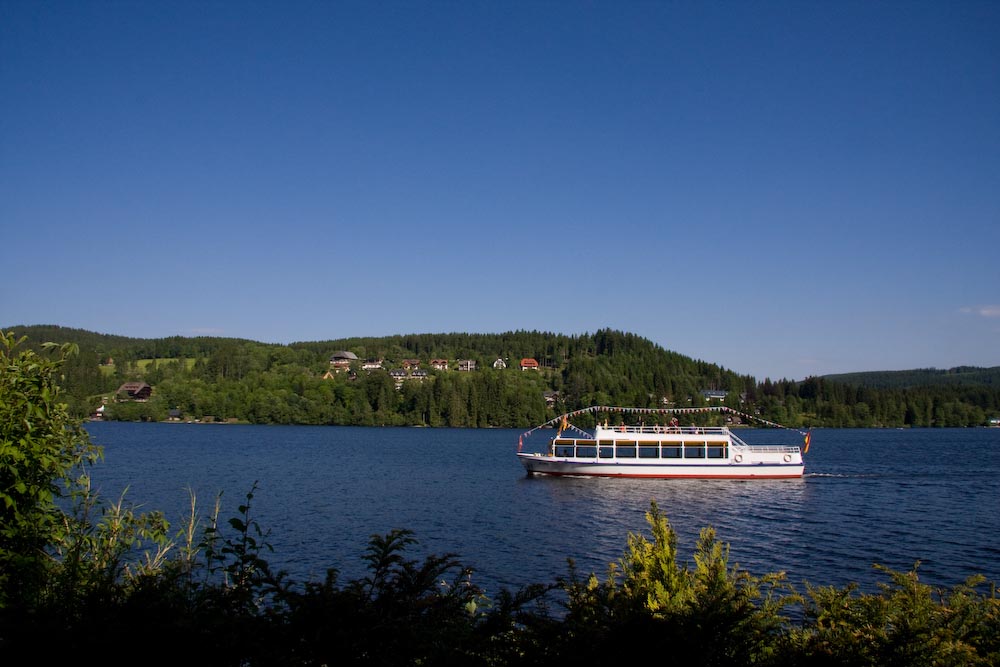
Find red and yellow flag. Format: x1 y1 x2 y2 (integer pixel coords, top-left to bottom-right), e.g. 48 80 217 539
803 432 811 454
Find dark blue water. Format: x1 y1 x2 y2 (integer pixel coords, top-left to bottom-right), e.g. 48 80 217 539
83 422 1000 598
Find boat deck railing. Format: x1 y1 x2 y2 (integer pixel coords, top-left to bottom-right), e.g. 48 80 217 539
745 445 802 453
730 431 750 449
595 425 731 437
726 431 800 453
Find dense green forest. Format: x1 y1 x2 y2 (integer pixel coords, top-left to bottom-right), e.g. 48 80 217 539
6 324 1000 428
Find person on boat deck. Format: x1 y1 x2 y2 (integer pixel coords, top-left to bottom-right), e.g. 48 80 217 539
669 417 679 430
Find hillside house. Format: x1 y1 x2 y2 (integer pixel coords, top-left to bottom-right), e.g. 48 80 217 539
700 389 728 402
457 359 476 372
493 357 507 369
329 351 358 372
117 382 152 401
430 359 449 370
401 359 421 370
362 359 384 371
520 358 539 371
389 369 408 388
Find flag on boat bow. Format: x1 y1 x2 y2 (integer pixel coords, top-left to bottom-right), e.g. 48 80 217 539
803 431 811 454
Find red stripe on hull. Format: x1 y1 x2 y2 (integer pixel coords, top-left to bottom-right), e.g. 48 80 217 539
526 471 802 479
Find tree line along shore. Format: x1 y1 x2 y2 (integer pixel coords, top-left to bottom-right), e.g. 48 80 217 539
8 325 1000 428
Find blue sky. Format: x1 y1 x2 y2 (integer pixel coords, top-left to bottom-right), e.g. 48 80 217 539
2 1 998 381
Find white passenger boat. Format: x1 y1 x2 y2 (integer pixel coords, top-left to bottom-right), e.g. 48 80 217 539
517 406 807 479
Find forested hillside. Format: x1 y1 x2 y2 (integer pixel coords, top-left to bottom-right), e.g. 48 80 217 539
824 366 1000 389
5 325 1000 428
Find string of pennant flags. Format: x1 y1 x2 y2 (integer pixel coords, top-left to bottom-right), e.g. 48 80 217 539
517 405 812 453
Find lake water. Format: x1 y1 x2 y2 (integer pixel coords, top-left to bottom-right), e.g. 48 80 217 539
83 422 1000 598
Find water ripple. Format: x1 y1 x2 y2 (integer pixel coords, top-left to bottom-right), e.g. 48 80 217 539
85 423 1000 595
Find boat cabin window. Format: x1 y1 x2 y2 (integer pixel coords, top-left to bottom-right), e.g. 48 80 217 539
598 440 614 458
684 442 705 458
553 438 574 455
638 445 659 459
617 443 636 458
707 445 727 459
662 446 681 458
576 446 597 458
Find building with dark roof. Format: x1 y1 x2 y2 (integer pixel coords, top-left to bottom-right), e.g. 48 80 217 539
329 351 359 372
117 382 152 401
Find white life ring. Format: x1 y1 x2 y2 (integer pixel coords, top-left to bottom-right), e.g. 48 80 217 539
783 454 791 462
733 454 742 463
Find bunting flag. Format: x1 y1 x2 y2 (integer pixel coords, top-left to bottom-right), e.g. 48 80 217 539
518 435 523 452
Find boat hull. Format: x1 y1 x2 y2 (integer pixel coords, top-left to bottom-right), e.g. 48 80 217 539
517 453 803 479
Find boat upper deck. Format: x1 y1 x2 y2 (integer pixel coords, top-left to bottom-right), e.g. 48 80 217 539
591 424 733 443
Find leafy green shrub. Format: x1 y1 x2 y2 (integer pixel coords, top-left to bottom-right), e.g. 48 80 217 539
559 500 793 666
0 332 102 608
788 566 1000 666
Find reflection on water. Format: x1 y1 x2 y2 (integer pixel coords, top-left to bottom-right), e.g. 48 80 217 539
514 474 810 590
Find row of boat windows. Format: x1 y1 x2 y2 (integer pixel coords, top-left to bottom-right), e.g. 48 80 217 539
552 441 729 459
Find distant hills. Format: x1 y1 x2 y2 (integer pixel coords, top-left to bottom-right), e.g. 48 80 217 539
9 323 998 387
3 324 259 353
822 367 1000 389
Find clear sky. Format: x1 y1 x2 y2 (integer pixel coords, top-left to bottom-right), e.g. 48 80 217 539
2 1 998 381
